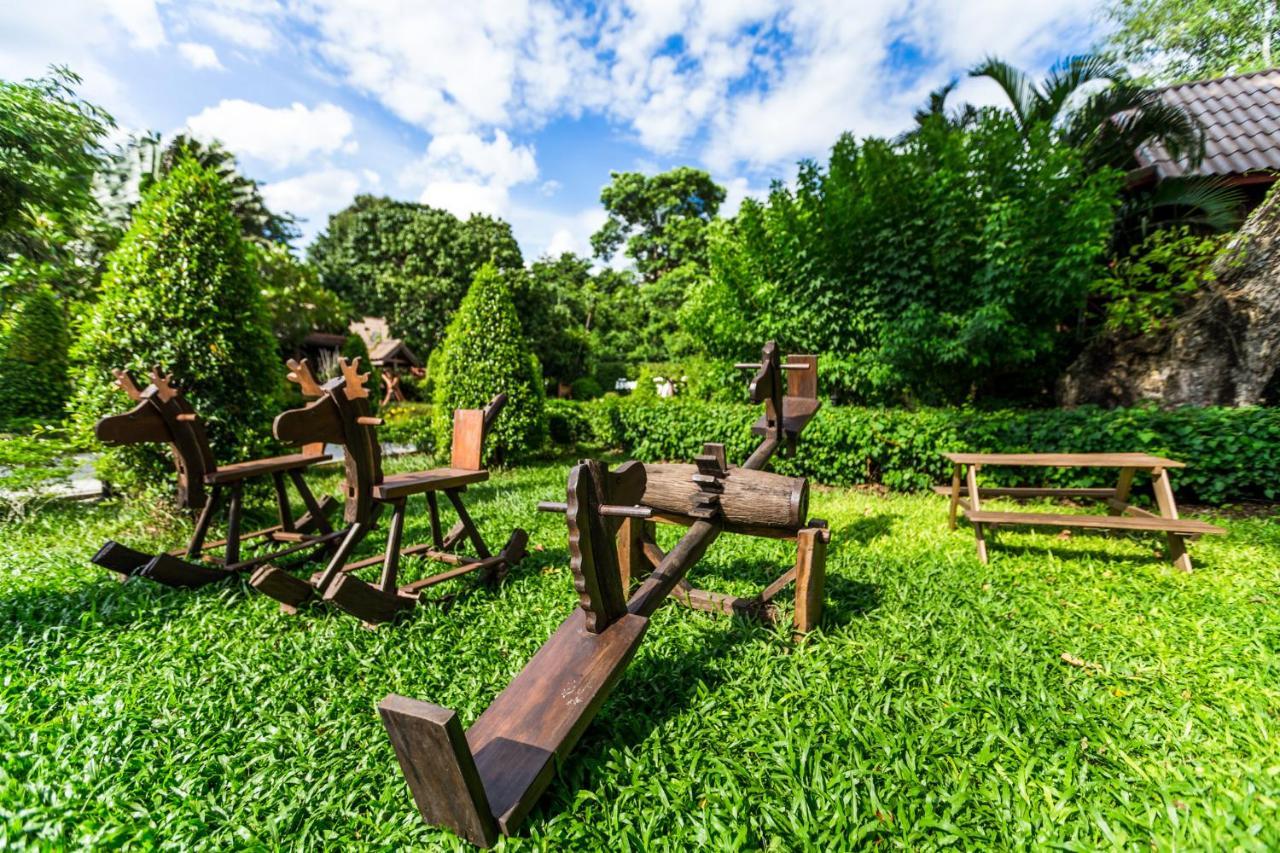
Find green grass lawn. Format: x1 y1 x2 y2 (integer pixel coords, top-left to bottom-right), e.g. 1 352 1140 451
2 455 1278 850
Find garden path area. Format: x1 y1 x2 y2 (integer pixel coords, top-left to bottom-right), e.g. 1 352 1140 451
1 456 1277 849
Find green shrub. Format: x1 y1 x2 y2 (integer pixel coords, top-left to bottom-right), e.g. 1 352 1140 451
545 398 593 444
1092 226 1229 335
379 402 435 454
432 264 546 463
561 398 1280 504
0 285 72 429
69 156 280 494
569 376 603 401
257 243 351 356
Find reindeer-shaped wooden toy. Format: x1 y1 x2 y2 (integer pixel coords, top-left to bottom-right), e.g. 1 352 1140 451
91 367 342 588
377 342 830 846
250 357 528 625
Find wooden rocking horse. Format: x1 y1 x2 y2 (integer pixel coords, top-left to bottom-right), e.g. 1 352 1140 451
249 357 528 625
91 367 342 588
378 342 830 846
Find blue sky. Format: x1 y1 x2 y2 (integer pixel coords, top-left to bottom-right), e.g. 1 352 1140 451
2 1 1106 259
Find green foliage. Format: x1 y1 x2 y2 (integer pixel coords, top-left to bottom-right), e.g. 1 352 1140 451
308 196 522 355
378 402 435 454
69 157 281 493
569 376 603 401
1 460 1276 848
0 67 113 304
0 285 72 429
0 426 78 518
563 398 1280 503
256 243 351 356
1102 0 1279 83
687 115 1121 405
545 397 593 444
506 253 594 385
432 264 546 462
1093 227 1229 334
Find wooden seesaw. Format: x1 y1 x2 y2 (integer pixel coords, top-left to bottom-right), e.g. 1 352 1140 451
91 366 341 588
377 342 830 846
250 357 528 625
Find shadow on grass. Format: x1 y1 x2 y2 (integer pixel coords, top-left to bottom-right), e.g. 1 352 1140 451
828 512 896 545
969 526 1188 569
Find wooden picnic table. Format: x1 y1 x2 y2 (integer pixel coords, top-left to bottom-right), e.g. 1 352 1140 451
938 452 1225 571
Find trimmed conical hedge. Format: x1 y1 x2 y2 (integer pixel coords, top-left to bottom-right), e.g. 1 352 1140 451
432 263 546 462
0 285 71 429
70 156 280 493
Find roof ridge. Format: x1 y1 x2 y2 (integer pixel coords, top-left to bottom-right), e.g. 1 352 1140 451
1154 66 1280 93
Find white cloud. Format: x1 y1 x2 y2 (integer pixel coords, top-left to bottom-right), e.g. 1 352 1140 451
184 99 356 168
508 204 607 262
405 130 539 218
106 0 166 49
260 167 366 238
188 1 280 51
177 41 224 71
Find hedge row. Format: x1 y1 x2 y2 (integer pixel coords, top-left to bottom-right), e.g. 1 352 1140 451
569 398 1280 504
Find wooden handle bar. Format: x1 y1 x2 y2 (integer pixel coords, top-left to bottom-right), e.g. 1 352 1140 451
176 413 198 422
357 416 384 426
733 362 810 371
537 501 652 519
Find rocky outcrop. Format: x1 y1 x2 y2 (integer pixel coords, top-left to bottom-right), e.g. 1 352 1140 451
1059 188 1280 408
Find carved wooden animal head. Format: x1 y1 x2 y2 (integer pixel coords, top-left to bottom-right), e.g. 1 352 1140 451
94 367 217 509
273 357 383 524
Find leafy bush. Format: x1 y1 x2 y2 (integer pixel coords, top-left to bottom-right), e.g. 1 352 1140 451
432 264 547 463
1092 226 1230 335
545 398 593 444
557 398 1280 503
569 376 603 401
69 156 281 493
0 427 79 519
0 285 72 429
379 402 435 454
257 243 351 356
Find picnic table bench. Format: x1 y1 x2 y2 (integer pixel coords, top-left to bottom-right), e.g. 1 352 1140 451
938 452 1226 571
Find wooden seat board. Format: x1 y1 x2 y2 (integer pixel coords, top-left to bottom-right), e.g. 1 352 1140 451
751 396 821 437
373 467 489 500
944 452 1184 468
465 609 650 833
965 509 1224 535
205 452 331 484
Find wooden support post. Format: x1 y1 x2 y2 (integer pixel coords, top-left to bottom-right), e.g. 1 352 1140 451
289 469 334 536
1108 467 1137 516
379 499 407 593
615 516 653 592
793 528 827 635
224 484 244 566
271 472 296 533
1151 467 1192 572
185 484 222 559
446 489 491 559
965 464 988 564
426 492 444 549
948 463 962 530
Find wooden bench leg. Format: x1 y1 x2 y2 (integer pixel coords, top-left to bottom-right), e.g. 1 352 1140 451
948 463 962 530
445 489 491 559
1151 467 1193 572
965 464 989 563
794 528 827 635
224 484 243 566
379 499 407 593
1108 467 1136 516
185 485 222 559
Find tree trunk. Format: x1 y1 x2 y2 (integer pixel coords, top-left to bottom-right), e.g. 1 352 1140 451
1059 188 1280 408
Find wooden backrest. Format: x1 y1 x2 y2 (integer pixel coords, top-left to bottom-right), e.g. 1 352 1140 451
451 409 485 470
785 354 818 399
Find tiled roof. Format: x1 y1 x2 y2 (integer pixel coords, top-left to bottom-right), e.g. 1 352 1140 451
1135 68 1280 179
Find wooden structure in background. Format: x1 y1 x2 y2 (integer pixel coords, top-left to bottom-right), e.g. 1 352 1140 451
350 316 423 406
378 342 831 846
91 367 340 588
249 358 526 625
939 452 1226 571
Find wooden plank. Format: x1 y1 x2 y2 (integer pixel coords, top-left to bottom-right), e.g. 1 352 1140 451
615 516 652 592
793 528 826 635
451 408 486 471
966 464 988 564
965 510 1224 535
465 609 650 835
1151 468 1194 571
931 485 1117 499
1108 467 1136 516
373 468 488 500
943 452 1184 468
204 452 331 484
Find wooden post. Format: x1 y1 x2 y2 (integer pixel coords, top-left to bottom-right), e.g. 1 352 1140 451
948 463 962 530
965 464 988 563
379 499 407 593
1151 467 1192 572
616 516 653 593
224 484 244 566
793 527 827 636
1108 467 1136 516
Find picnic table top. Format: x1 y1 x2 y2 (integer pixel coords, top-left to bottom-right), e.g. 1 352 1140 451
944 452 1185 469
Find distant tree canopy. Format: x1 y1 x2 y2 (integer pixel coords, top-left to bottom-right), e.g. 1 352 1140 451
308 196 523 356
1102 0 1279 84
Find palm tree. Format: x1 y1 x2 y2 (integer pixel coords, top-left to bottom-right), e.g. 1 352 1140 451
972 54 1243 239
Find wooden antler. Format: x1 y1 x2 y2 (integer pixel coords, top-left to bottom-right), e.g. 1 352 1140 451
149 366 179 403
112 369 144 401
339 356 370 400
286 358 324 398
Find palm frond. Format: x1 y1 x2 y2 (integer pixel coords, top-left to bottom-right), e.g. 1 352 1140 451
970 56 1043 131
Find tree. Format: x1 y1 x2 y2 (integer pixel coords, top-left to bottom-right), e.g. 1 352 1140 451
95 132 298 246
1102 0 1279 84
0 67 113 305
308 196 523 356
591 167 726 282
70 157 281 492
432 264 546 462
506 254 594 387
256 243 352 357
